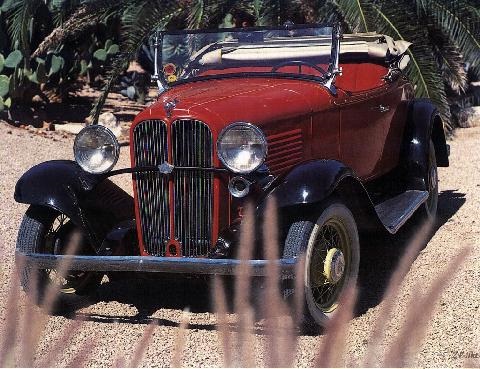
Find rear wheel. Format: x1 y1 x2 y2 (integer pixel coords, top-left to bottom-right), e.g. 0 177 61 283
422 139 438 220
283 200 360 328
16 206 102 308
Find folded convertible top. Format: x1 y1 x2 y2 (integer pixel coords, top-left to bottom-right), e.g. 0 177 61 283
197 33 411 69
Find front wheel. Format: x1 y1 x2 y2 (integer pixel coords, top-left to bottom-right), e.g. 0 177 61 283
284 200 360 328
16 206 102 309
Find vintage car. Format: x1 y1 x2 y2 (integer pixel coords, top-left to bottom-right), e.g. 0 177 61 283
14 24 449 327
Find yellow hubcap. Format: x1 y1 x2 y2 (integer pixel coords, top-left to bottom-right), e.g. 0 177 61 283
323 248 345 284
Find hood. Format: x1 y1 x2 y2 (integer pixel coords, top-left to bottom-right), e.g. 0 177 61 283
143 77 333 130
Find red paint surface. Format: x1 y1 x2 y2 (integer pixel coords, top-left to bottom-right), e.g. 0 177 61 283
130 61 411 255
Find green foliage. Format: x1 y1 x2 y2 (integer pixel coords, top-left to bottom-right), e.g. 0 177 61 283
4 49 22 68
315 0 479 129
107 43 119 55
0 0 122 109
36 61 47 83
49 54 64 75
82 0 477 126
79 59 90 75
0 74 10 97
119 71 149 103
93 48 107 61
0 0 476 129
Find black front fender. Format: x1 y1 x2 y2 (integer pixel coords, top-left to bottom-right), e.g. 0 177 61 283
261 159 356 209
14 160 103 223
257 159 382 231
14 160 135 250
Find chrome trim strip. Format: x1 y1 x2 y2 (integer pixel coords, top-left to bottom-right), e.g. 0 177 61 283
15 252 297 277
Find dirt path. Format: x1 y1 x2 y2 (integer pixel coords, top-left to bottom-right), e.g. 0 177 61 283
0 122 478 367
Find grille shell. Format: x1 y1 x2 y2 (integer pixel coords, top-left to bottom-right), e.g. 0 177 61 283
133 119 213 257
133 120 170 256
172 119 213 257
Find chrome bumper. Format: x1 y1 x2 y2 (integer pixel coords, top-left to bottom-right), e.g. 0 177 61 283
15 251 297 277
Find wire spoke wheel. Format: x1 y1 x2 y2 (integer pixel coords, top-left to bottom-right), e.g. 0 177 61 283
299 200 360 328
17 206 102 307
40 214 91 293
41 214 95 293
309 218 351 312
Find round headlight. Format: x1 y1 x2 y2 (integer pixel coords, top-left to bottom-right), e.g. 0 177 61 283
74 125 120 174
217 122 267 173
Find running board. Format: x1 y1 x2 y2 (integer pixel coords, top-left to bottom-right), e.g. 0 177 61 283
374 190 429 234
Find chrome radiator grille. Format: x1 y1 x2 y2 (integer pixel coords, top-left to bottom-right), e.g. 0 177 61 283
172 119 213 257
133 119 213 257
133 120 169 256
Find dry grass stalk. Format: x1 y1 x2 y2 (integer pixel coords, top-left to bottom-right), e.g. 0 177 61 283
263 197 283 368
293 255 306 326
40 233 81 314
18 268 43 367
65 340 97 368
262 197 297 368
289 254 306 365
234 202 256 367
113 355 127 368
0 266 21 367
213 277 233 367
2 196 473 368
128 318 159 367
314 284 358 367
171 307 190 368
37 317 86 367
383 246 471 367
363 219 433 366
10 238 86 367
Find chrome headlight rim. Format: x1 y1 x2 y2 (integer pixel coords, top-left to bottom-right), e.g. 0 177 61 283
73 124 120 174
217 121 268 174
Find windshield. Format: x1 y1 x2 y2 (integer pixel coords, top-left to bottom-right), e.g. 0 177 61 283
156 25 334 86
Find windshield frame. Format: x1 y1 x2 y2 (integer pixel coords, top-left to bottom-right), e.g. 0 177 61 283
152 23 341 94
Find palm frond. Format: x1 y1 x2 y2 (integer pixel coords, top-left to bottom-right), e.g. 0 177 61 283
288 0 326 23
187 0 206 29
47 0 84 27
332 0 371 32
90 0 183 123
253 0 279 26
428 26 468 94
3 0 45 56
31 0 127 58
422 0 480 77
315 1 347 28
203 0 239 27
370 1 451 126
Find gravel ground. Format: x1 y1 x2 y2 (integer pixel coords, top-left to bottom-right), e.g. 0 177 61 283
0 121 479 367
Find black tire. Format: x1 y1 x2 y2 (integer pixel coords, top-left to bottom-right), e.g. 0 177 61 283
16 206 102 309
283 200 360 329
422 139 439 220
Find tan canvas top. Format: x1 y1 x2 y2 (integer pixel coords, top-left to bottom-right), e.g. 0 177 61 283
197 33 411 69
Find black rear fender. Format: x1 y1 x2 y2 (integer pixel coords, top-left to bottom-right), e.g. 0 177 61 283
14 160 134 250
403 99 449 190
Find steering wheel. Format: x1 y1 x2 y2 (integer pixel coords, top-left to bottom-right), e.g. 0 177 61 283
271 60 327 76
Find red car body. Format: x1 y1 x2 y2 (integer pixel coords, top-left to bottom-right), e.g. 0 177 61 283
14 24 449 325
130 61 415 257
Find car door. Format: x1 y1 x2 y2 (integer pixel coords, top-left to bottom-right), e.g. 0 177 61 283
337 85 397 180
